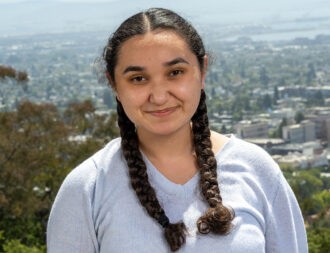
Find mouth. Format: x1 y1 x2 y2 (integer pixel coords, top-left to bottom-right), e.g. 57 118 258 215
146 106 179 117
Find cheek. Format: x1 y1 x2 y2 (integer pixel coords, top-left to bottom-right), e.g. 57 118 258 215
119 99 138 125
118 90 148 120
120 94 142 112
116 83 147 104
178 77 202 103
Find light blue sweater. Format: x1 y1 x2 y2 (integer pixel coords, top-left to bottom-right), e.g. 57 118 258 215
47 135 308 252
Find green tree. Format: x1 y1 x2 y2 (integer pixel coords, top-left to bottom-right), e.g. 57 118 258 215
232 94 251 112
0 100 119 251
288 171 323 210
256 94 272 110
320 175 330 190
273 86 279 105
271 117 287 138
307 91 325 107
308 228 330 253
93 112 119 143
232 111 243 122
0 65 29 110
307 63 316 84
259 66 270 87
295 111 305 124
312 190 330 214
64 100 95 134
3 239 46 253
221 124 227 134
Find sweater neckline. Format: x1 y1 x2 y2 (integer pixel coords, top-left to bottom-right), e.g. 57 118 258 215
142 134 236 199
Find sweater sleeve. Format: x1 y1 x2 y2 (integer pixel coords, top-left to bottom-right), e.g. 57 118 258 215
47 158 99 253
265 172 308 253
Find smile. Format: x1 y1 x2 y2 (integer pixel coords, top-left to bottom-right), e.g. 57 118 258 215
146 106 179 117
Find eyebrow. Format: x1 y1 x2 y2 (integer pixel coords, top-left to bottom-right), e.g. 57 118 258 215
122 66 145 75
164 57 189 67
122 57 189 75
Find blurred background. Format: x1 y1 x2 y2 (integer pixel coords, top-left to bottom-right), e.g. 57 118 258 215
0 0 330 252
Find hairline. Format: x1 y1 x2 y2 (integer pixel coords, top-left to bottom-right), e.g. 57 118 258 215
113 28 205 84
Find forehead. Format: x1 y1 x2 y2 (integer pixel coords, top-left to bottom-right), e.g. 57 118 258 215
116 29 195 65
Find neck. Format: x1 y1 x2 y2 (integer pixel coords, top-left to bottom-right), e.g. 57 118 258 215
137 123 194 161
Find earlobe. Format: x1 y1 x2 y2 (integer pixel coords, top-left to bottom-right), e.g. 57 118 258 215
201 77 205 89
106 71 117 90
113 89 120 102
201 56 208 89
106 71 112 84
115 93 120 102
203 55 208 70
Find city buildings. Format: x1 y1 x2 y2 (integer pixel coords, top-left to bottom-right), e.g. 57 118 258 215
282 120 316 143
236 121 269 139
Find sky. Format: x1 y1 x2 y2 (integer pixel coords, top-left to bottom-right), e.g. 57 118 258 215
0 0 330 37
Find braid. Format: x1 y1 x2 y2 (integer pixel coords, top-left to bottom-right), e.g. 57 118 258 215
192 90 235 234
116 99 186 252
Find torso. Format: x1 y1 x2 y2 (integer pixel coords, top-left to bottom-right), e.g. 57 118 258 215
93 136 270 253
48 135 306 253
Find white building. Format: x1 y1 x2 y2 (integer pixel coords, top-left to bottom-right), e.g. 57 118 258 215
282 120 315 143
305 107 330 140
272 150 328 169
270 108 295 120
236 121 269 139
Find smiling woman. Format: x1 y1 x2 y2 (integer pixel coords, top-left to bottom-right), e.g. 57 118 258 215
47 8 308 253
113 30 203 138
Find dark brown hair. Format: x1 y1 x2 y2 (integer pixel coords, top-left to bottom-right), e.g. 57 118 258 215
103 8 234 251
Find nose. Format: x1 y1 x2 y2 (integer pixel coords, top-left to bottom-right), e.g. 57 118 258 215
148 78 169 105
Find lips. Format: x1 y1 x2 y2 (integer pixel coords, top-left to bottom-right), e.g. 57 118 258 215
146 106 179 117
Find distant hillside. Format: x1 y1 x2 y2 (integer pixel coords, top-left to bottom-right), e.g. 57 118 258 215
0 0 330 36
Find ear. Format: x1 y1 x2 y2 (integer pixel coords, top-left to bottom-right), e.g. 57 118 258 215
201 55 208 89
106 71 120 101
106 71 113 85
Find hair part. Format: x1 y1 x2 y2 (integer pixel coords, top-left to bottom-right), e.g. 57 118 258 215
103 8 206 86
103 8 234 251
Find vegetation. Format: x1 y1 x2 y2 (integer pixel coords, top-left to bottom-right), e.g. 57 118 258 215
281 164 330 252
0 65 29 111
0 69 119 251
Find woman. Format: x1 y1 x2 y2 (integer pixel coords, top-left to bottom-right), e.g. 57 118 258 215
47 8 308 253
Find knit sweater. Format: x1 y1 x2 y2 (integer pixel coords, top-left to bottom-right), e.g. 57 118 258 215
47 135 308 253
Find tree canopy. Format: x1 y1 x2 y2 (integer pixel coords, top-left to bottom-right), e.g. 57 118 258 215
0 99 119 252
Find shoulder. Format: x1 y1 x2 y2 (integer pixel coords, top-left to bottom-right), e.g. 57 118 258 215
58 137 123 197
218 134 281 177
211 130 230 154
47 139 124 252
216 134 282 197
91 137 123 172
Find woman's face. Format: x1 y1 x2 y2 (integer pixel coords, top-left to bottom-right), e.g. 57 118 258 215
113 29 206 138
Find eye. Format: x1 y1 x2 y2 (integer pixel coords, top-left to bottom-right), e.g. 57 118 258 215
169 69 184 76
130 75 146 82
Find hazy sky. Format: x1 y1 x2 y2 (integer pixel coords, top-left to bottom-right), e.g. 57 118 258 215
0 0 330 36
